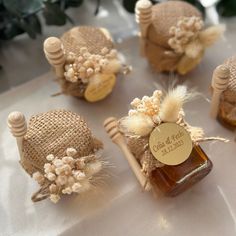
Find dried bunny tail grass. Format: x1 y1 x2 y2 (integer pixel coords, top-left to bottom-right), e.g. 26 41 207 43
159 85 196 122
199 24 225 47
88 157 113 188
118 114 154 136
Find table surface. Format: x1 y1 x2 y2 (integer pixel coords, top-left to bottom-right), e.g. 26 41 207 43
1 1 236 236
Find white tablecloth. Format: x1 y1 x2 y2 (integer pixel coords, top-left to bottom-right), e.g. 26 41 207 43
1 32 236 236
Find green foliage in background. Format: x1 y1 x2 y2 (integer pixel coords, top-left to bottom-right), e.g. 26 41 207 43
0 0 84 40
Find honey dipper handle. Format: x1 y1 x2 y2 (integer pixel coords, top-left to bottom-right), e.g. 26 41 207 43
135 0 152 56
7 111 27 159
116 138 151 191
104 117 151 191
44 37 66 78
210 65 230 118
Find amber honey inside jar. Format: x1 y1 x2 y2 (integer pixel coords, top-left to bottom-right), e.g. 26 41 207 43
150 145 213 197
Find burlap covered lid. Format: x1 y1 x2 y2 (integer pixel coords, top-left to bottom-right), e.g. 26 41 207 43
222 56 236 102
61 26 114 57
147 1 202 48
21 110 101 176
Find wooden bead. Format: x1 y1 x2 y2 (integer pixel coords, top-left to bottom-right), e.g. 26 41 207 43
44 37 66 78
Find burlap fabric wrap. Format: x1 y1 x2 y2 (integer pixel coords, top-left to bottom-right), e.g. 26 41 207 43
219 56 236 125
145 1 202 73
126 136 163 178
59 26 114 97
20 110 103 201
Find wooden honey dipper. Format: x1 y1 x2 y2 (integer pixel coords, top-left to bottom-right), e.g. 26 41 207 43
8 111 27 159
135 0 152 56
104 117 151 191
210 65 230 118
44 37 66 78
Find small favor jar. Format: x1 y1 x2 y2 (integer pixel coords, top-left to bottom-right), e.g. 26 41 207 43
210 56 236 129
44 26 130 102
135 0 224 74
105 87 226 196
8 109 105 203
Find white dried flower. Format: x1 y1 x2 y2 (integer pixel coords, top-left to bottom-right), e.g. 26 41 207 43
66 147 77 157
44 163 54 174
46 154 55 161
73 170 86 180
53 159 63 168
50 194 60 203
94 67 100 74
168 16 204 55
86 68 94 76
83 60 92 68
109 49 118 58
99 59 109 67
79 66 86 73
62 156 75 166
77 56 84 62
56 175 67 186
130 90 162 117
49 184 58 194
66 52 75 63
62 187 72 194
46 172 56 181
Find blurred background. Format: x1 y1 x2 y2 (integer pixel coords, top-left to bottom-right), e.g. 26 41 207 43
0 0 236 93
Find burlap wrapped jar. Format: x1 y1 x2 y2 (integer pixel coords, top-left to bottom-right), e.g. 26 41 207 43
19 110 103 202
44 26 126 102
218 56 236 128
115 87 227 196
136 0 224 74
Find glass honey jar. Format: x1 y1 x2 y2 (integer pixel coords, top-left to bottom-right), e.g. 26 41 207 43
114 87 222 197
149 145 213 197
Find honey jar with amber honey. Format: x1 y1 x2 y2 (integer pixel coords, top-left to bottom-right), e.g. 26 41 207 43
135 0 224 75
105 86 226 197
